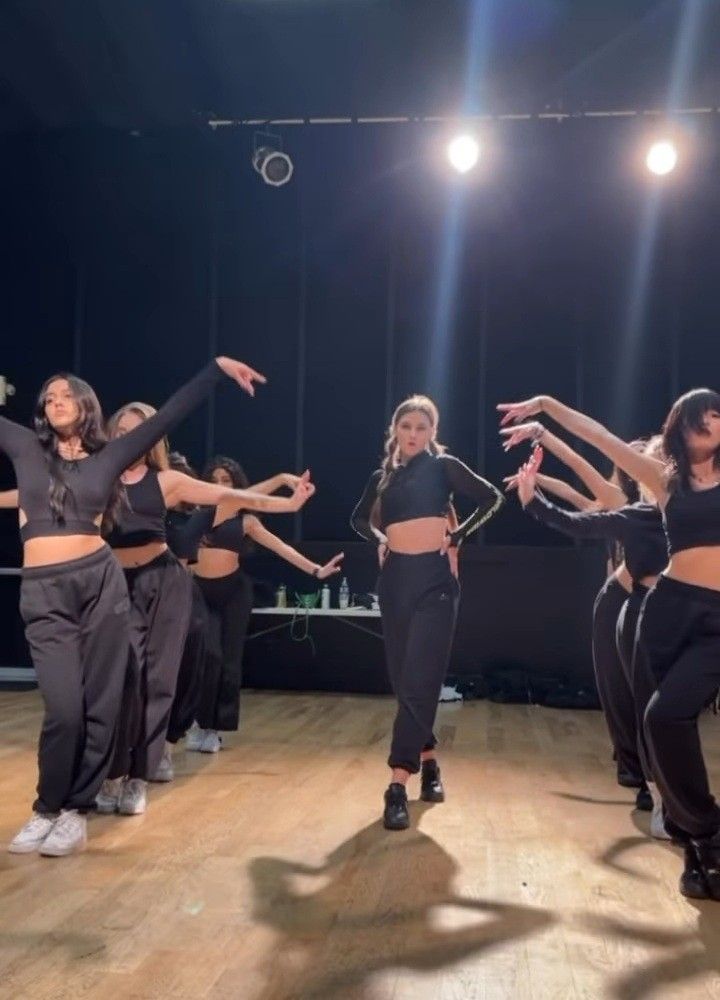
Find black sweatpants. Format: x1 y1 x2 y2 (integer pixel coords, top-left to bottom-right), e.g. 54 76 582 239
377 551 459 775
109 551 192 780
616 583 652 781
195 569 254 732
19 546 131 814
592 577 643 784
167 578 208 743
635 575 720 839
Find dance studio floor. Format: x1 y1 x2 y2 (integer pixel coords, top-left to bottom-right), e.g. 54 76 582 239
2 690 720 999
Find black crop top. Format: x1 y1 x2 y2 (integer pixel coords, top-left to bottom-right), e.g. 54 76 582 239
105 469 167 549
166 506 216 562
350 451 504 546
527 493 668 581
200 509 248 554
0 361 223 544
663 484 720 556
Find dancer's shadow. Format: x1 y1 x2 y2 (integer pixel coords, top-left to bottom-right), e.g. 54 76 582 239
248 803 556 1000
581 903 720 1000
555 791 635 807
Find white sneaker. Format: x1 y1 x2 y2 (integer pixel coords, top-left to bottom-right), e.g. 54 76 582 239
151 744 174 783
8 812 58 854
185 725 205 752
648 783 671 841
200 730 222 754
96 777 125 814
118 778 148 816
39 810 87 857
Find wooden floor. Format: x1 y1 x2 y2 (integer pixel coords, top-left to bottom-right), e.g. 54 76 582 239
2 692 720 1000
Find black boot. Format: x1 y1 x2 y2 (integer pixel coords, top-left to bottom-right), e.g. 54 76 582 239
635 784 652 812
420 759 445 803
680 844 710 900
617 765 643 789
383 783 410 831
690 831 720 901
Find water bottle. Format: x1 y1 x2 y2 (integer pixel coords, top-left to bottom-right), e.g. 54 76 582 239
321 583 331 610
338 577 350 611
276 584 287 608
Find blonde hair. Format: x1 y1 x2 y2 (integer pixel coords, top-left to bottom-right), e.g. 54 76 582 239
378 395 446 490
107 402 170 472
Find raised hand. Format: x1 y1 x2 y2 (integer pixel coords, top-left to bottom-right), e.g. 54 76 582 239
503 473 520 492
516 446 544 507
317 553 344 579
497 397 544 427
215 357 268 397
281 473 302 491
289 470 315 511
500 421 545 452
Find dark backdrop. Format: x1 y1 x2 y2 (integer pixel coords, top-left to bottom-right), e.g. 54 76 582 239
1 115 720 684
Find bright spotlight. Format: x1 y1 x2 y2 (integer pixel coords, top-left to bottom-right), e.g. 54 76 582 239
447 135 480 174
646 140 678 176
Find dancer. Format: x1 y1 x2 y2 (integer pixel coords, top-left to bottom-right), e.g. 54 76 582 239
188 456 344 753
351 395 504 830
2 355 266 856
511 438 669 834
503 422 651 803
97 407 313 816
498 389 720 899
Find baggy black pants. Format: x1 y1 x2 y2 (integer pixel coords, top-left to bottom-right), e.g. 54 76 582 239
592 577 643 783
616 582 653 781
109 551 192 780
19 546 131 814
167 578 208 743
634 575 720 839
195 569 254 732
377 551 459 775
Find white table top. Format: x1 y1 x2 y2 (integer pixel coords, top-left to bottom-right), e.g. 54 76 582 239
253 606 381 618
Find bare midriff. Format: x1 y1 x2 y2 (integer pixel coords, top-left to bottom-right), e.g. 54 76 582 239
23 533 107 568
638 574 659 590
193 547 241 579
113 540 168 569
385 517 447 555
665 549 720 591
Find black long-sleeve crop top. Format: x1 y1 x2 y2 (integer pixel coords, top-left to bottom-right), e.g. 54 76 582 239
0 361 223 544
350 451 504 546
663 484 720 556
526 493 668 581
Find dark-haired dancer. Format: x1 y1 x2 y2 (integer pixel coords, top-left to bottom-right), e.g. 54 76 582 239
97 409 313 816
189 456 344 753
352 395 503 830
2 356 266 856
499 389 720 899
510 438 669 837
503 422 653 807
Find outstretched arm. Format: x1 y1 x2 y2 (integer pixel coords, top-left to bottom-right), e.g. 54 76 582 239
247 473 301 496
498 396 667 503
160 469 314 515
0 489 19 509
105 357 266 476
244 516 344 578
504 472 597 512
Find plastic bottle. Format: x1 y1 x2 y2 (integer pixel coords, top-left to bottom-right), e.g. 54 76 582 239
338 577 350 610
321 583 331 610
276 584 287 609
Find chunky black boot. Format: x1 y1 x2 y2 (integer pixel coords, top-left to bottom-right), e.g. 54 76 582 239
689 831 720 901
420 759 445 803
680 844 710 900
383 783 410 831
635 784 652 812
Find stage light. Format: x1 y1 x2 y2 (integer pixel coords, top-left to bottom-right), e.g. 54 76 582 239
252 133 294 187
447 134 480 174
646 140 678 176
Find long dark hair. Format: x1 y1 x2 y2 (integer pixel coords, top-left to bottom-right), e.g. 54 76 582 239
662 388 720 493
202 455 249 489
34 373 122 530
